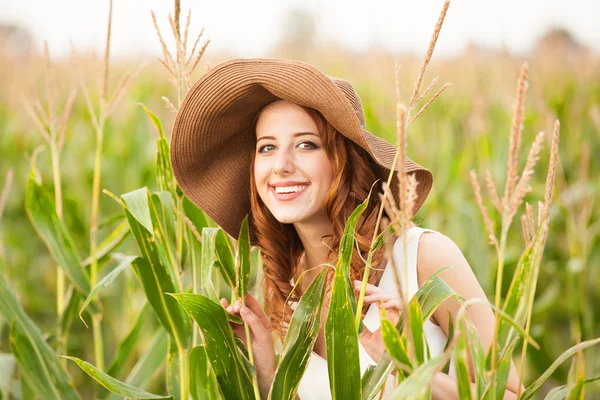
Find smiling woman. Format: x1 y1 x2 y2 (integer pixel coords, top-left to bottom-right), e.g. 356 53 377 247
168 57 521 399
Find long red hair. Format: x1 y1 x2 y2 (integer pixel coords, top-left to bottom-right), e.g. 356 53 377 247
248 102 396 342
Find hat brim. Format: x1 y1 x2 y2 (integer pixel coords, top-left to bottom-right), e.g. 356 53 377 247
170 58 433 246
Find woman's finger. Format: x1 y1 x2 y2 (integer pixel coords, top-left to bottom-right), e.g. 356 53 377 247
363 292 396 304
240 306 271 346
383 299 402 310
243 293 272 330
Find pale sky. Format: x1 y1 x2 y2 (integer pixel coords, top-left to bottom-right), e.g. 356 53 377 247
2 0 599 60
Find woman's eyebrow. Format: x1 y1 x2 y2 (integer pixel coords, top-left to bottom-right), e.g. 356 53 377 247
256 132 319 143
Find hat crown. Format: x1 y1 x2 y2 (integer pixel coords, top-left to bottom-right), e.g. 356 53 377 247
329 76 367 128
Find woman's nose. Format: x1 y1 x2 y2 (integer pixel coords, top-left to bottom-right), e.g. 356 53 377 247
273 150 295 176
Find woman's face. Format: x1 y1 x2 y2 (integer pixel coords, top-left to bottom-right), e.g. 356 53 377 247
254 100 335 225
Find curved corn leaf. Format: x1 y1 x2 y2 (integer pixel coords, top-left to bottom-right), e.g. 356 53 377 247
189 345 222 400
544 375 600 400
129 256 191 349
182 196 209 233
104 330 169 400
122 188 153 233
370 223 397 254
63 356 172 399
326 259 361 399
269 268 327 400
522 338 600 400
236 215 251 299
79 254 137 319
391 352 450 399
25 167 90 295
168 293 255 400
380 314 411 371
0 274 79 400
214 229 236 290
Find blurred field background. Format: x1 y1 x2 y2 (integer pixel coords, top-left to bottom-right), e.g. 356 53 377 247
0 2 599 397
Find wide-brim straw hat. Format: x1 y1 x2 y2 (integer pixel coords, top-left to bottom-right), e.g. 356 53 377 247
170 58 433 246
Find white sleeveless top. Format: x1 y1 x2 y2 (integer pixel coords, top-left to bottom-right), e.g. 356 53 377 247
295 226 457 399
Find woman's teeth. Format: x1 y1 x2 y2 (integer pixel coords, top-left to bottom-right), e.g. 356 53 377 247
274 185 308 194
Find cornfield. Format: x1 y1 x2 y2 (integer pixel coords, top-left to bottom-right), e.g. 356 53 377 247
0 0 598 399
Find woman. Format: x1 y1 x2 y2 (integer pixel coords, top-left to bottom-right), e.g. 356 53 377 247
170 58 523 399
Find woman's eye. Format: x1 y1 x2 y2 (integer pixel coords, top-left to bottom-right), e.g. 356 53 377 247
258 144 275 153
258 142 318 153
298 141 318 150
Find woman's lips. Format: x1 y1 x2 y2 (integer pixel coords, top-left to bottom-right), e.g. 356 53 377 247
270 184 310 201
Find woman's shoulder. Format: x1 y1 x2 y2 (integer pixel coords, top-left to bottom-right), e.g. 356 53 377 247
412 226 471 288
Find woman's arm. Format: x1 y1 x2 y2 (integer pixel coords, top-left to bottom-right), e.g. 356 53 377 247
416 231 525 399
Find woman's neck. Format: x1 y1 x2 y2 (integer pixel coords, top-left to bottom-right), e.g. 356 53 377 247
293 214 333 289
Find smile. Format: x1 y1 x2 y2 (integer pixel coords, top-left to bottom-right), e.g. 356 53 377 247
270 184 310 201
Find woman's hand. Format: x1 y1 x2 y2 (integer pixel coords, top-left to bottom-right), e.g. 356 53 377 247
353 280 402 364
221 293 276 400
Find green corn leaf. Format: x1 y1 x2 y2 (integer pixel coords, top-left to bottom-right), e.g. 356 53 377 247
370 223 397 254
391 352 451 399
104 330 169 400
214 229 236 290
341 197 371 335
129 256 191 350
59 285 82 342
380 312 412 371
466 316 487 398
269 268 327 400
79 254 137 320
200 227 221 303
522 338 600 400
453 319 473 400
148 192 181 287
25 164 90 296
81 219 130 268
440 311 455 375
0 274 79 400
9 322 75 400
63 356 172 399
544 375 600 400
152 192 177 240
106 302 155 379
168 293 255 400
122 187 154 233
167 339 181 400
408 297 426 366
139 103 177 198
121 187 191 347
236 215 251 299
483 341 515 400
326 259 361 399
183 196 209 233
190 345 223 400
